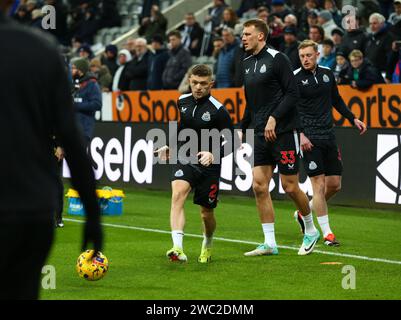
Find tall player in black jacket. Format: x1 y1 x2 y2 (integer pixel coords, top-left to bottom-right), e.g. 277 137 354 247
239 19 320 257
294 40 366 246
0 1 102 299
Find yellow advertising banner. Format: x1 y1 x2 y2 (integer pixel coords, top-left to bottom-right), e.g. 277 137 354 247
112 84 401 128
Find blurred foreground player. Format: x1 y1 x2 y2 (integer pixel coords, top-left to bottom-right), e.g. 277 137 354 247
0 1 102 300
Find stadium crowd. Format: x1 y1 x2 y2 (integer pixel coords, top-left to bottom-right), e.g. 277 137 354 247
10 0 401 91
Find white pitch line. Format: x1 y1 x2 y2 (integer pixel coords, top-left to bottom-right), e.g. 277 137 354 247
64 218 401 266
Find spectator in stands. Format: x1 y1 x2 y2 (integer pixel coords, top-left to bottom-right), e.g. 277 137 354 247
147 34 169 90
127 38 152 91
389 0 401 25
101 44 119 77
162 30 192 89
78 44 94 60
178 13 205 57
215 27 239 88
71 57 102 144
331 28 344 52
138 4 168 43
99 0 121 29
341 15 368 56
309 24 324 59
26 0 37 14
257 6 269 24
73 6 99 45
333 50 351 84
212 36 224 59
271 0 293 20
112 49 133 92
318 10 339 38
125 38 137 58
89 59 112 92
323 0 342 27
319 38 336 70
345 49 385 89
297 0 319 35
365 13 393 73
284 13 307 40
214 7 241 36
205 0 228 31
280 25 301 70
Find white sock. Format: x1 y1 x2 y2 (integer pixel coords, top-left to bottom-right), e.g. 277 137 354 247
262 223 277 248
202 234 213 248
303 213 318 236
309 199 313 212
172 230 184 249
317 215 332 238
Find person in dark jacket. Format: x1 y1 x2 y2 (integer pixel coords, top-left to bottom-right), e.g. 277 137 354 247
365 13 393 73
138 4 168 43
147 34 169 90
71 57 102 143
340 17 368 56
101 44 119 77
178 12 205 57
280 25 301 70
385 40 401 83
90 59 113 92
126 37 152 91
162 30 192 89
345 49 385 90
215 27 239 88
0 1 102 300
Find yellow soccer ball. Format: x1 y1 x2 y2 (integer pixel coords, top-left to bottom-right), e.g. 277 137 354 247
76 250 109 281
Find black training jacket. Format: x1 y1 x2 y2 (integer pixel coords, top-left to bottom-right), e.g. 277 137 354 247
240 45 300 136
0 13 100 220
293 65 355 140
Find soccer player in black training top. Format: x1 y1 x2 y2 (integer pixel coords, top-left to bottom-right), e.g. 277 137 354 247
0 0 102 300
240 19 320 257
155 64 235 263
293 40 366 246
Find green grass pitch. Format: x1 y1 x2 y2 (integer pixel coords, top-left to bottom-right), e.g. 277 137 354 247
41 187 401 300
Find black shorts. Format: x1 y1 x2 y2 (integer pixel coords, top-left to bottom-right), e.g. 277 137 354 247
171 164 220 209
302 139 343 177
254 131 301 175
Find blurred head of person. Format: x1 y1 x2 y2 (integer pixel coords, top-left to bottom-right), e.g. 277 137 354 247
168 30 182 50
283 26 297 45
395 0 401 15
284 14 298 28
349 50 364 69
257 6 269 23
223 7 238 24
213 0 225 7
336 51 347 67
222 27 236 45
188 64 214 100
71 57 89 79
309 25 324 43
184 13 196 27
271 0 285 13
307 9 318 27
105 44 118 59
369 13 386 34
125 38 136 53
78 44 93 59
135 38 148 57
331 28 344 46
324 0 336 10
151 34 164 50
298 40 319 71
118 49 133 66
322 39 334 57
318 10 333 26
306 0 318 10
89 59 102 74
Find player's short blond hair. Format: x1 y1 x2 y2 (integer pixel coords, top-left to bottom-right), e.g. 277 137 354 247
298 39 319 51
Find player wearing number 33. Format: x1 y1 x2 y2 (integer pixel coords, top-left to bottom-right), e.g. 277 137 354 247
293 40 367 246
155 64 236 263
240 19 320 257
